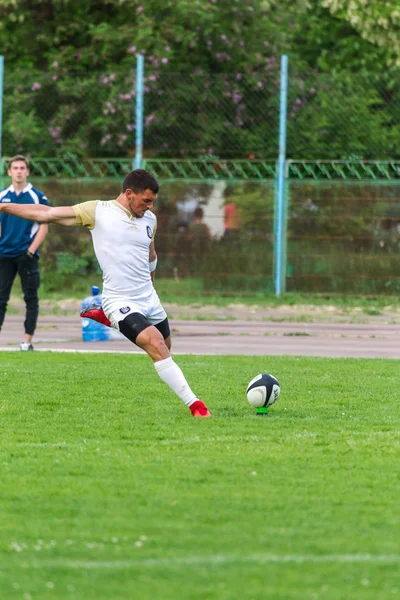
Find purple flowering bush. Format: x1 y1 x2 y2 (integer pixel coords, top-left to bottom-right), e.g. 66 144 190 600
1 0 400 158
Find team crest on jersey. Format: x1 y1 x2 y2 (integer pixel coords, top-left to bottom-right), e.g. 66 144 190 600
146 225 152 239
119 306 131 315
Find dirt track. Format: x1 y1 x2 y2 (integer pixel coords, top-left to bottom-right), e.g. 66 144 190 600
1 310 399 358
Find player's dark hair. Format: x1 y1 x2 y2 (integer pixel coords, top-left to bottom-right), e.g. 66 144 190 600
8 155 29 169
122 169 159 194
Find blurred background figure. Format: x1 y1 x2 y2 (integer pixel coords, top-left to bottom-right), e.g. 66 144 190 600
188 207 211 242
223 201 241 241
188 207 212 274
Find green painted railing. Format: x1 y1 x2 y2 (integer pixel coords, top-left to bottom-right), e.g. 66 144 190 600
0 157 277 181
144 159 277 180
2 158 400 181
0 158 133 179
287 160 400 181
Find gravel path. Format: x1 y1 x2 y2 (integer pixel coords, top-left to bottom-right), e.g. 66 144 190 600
1 312 399 358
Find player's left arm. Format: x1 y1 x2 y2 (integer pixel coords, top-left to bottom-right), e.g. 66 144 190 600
149 240 157 283
30 194 50 250
27 223 48 256
28 193 49 254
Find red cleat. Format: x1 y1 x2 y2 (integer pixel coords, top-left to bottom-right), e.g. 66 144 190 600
190 400 211 418
80 307 111 328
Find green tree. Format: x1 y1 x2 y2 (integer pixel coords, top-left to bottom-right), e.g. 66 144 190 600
1 0 399 158
322 0 400 67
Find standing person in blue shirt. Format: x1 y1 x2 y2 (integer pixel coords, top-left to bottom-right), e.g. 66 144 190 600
0 155 49 350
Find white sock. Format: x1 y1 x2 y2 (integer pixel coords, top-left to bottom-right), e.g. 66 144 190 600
154 357 198 407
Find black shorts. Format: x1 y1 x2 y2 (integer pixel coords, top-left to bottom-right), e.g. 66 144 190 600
118 313 170 345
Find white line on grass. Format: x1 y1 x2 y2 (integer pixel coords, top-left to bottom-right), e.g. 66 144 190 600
0 347 143 354
18 554 400 569
0 347 205 355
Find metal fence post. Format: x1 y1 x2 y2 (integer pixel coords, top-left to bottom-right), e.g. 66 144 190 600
134 54 144 170
274 54 288 297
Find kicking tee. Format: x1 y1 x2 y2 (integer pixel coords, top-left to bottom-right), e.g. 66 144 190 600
73 200 157 312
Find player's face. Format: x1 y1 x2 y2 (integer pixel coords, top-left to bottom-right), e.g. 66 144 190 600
126 188 157 218
8 161 30 186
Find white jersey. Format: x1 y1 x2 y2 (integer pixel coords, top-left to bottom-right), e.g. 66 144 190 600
73 200 157 314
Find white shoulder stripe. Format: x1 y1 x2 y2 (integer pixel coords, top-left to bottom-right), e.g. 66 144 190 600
28 189 40 204
0 186 12 200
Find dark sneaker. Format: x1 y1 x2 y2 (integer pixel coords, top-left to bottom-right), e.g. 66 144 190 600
80 307 111 327
20 342 34 351
190 400 211 418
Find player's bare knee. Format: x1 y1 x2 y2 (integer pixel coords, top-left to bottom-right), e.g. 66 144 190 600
149 335 170 360
136 326 168 360
145 341 170 362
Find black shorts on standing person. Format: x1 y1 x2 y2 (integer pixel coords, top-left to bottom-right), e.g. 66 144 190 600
0 155 49 350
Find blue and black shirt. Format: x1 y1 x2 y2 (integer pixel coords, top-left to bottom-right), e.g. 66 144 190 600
0 183 49 257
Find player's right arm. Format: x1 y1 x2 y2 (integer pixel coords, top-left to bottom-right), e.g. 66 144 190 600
0 203 77 226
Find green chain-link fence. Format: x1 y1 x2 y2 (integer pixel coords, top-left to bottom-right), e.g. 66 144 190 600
2 67 136 159
2 67 280 159
142 71 280 158
287 179 400 294
1 161 397 297
3 61 400 159
286 70 400 159
2 52 400 296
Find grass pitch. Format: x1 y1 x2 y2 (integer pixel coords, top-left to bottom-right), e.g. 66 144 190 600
1 352 399 599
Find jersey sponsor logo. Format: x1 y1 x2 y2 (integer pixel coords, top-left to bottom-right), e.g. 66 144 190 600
128 224 139 231
119 306 131 314
146 225 152 239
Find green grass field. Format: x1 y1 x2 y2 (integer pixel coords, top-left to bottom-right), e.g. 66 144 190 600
1 352 399 599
